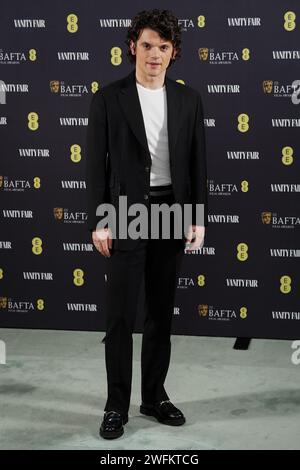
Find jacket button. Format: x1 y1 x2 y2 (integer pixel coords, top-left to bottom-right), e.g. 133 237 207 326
145 166 150 172
144 194 149 200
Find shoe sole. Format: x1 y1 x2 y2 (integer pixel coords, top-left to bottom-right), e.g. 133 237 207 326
100 427 124 439
140 405 186 426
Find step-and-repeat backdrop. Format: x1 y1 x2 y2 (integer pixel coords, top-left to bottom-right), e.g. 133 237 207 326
1 1 299 339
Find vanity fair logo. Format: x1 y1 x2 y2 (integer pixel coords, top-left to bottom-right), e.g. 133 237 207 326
272 50 300 60
204 118 215 127
66 303 98 312
60 180 86 189
273 311 300 321
183 245 215 255
18 148 50 158
59 117 88 126
272 118 300 127
57 52 89 61
270 249 300 258
270 184 300 192
0 241 12 249
96 18 195 30
227 17 261 27
0 82 29 93
208 214 239 223
227 151 260 160
2 209 33 219
62 242 94 252
23 272 53 280
226 279 258 287
98 18 132 27
207 84 240 94
13 19 46 28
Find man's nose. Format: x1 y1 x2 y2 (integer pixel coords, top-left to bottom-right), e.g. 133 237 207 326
150 47 161 59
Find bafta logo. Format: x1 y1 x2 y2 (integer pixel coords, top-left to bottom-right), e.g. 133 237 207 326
50 80 60 93
198 47 208 61
0 297 7 309
0 175 3 188
263 80 273 94
198 304 208 317
53 207 64 220
261 211 272 224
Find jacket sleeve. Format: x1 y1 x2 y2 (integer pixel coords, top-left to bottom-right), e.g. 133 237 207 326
85 91 108 233
190 92 208 227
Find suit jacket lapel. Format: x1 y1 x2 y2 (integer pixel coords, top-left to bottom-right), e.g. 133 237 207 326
117 68 183 168
165 74 184 168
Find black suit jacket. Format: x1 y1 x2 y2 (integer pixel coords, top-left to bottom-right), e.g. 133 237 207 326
85 68 208 250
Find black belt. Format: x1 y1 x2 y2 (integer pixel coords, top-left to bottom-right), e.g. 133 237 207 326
149 184 173 196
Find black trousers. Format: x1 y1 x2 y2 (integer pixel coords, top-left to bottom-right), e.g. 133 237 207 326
103 191 185 415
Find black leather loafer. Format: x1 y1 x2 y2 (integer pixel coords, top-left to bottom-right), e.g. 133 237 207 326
140 400 186 426
99 411 128 439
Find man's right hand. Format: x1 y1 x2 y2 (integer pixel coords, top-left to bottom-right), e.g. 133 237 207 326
92 228 113 258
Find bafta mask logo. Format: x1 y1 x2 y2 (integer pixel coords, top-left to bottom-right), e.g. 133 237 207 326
261 211 272 224
0 175 3 188
198 47 209 61
263 80 273 94
50 80 60 93
0 297 7 309
53 207 64 220
198 304 208 317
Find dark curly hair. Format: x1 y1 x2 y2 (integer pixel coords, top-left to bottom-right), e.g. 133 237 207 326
125 9 182 68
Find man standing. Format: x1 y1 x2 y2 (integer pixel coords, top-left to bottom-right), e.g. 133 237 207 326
86 9 208 439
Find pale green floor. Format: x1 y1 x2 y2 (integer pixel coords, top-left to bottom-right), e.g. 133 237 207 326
0 328 299 450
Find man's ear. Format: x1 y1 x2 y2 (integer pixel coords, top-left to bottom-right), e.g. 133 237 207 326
129 40 136 56
171 48 177 60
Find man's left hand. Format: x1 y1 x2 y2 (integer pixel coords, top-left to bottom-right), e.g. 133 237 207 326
185 225 205 251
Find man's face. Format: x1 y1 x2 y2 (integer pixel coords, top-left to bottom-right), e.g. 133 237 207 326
130 28 176 80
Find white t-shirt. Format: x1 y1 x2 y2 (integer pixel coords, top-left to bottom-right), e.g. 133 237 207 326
136 81 172 186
